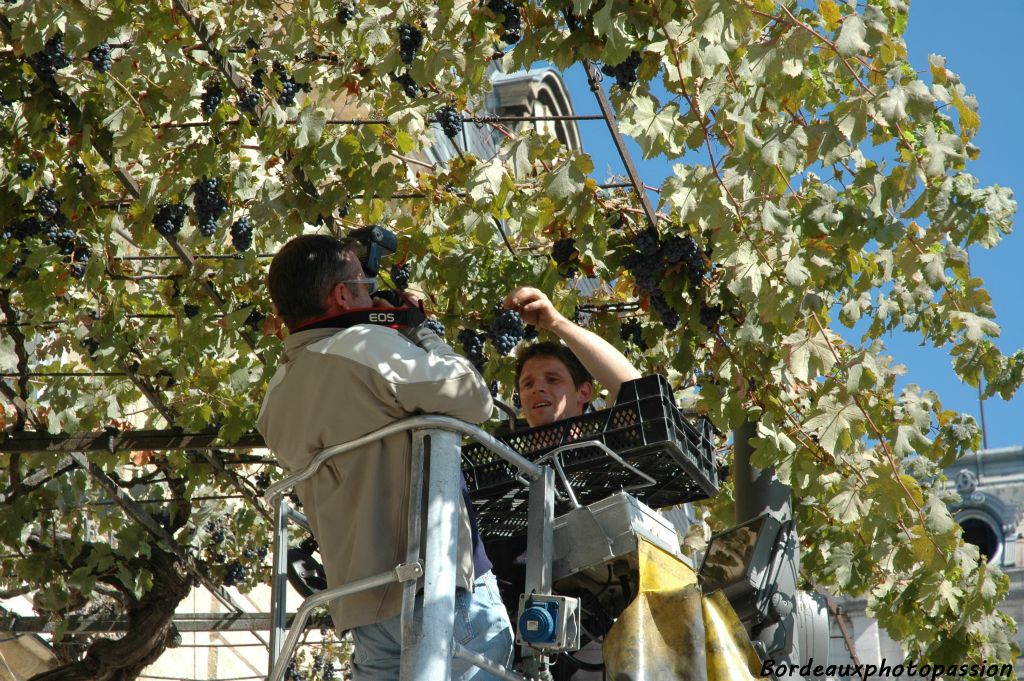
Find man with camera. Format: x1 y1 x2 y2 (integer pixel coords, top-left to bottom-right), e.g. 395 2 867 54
257 234 513 680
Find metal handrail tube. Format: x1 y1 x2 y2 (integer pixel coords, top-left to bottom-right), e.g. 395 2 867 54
520 466 555 677
267 563 423 681
537 439 658 506
400 432 426 673
263 415 542 502
405 430 460 679
548 454 581 509
268 496 290 670
285 506 311 531
453 643 528 681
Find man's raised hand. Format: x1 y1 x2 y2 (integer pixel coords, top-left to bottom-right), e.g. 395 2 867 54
503 287 566 332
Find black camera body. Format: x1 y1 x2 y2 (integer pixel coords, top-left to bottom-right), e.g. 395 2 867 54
347 225 398 277
345 225 424 329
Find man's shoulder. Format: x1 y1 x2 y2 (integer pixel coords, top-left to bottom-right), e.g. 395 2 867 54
260 325 409 419
297 324 407 359
292 325 426 379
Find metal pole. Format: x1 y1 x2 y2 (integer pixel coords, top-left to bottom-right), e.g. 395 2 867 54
268 495 291 672
399 432 427 678
978 379 990 452
453 643 528 681
582 58 660 232
269 566 416 681
521 465 555 677
404 429 461 680
733 420 800 667
966 251 990 455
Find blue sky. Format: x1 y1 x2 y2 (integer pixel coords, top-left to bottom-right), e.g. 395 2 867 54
560 2 1023 450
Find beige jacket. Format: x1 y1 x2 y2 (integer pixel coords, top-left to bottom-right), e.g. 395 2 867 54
257 323 493 632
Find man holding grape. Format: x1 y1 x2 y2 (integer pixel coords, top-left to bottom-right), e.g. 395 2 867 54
488 287 641 680
503 286 641 429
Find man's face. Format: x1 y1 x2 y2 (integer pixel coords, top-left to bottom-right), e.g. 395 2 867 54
331 253 376 310
517 355 592 427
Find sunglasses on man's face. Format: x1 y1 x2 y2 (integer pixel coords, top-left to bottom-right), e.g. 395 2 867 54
340 277 378 295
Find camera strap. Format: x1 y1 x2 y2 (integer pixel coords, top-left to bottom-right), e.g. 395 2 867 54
291 305 426 333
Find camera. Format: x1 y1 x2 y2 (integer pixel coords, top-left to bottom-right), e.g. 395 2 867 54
345 225 424 324
347 225 397 277
347 225 405 306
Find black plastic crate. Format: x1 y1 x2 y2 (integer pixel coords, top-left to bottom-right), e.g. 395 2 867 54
462 375 719 538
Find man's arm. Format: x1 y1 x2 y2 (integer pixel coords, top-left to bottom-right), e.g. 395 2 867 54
504 286 641 403
396 326 494 424
369 293 494 424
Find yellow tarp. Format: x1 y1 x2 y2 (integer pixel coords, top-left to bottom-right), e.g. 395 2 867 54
602 538 763 681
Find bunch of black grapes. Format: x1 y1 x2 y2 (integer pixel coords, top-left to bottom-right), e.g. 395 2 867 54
619 228 709 331
230 216 253 252
649 292 679 331
238 89 260 113
435 105 463 139
238 60 266 112
489 309 526 355
458 329 488 368
619 318 647 350
700 303 723 331
311 651 336 681
223 560 247 587
34 188 79 259
398 23 424 64
551 237 577 265
4 188 90 280
191 178 228 237
486 0 522 44
601 51 642 90
69 246 90 279
33 185 60 220
79 337 100 358
551 237 578 277
336 3 356 25
88 43 112 73
254 469 271 490
392 72 421 99
29 32 73 77
424 317 446 338
662 234 704 287
620 228 661 295
390 262 411 290
273 62 309 106
201 80 223 118
204 519 229 563
154 202 187 237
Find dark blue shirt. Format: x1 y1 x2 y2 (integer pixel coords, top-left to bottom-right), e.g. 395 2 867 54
460 473 492 577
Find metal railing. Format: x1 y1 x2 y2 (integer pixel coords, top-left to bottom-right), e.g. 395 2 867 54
537 440 658 510
262 415 556 681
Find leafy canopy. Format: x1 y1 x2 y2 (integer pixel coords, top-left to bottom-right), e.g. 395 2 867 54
1 0 1021 674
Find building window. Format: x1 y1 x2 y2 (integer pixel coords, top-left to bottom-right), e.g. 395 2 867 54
957 514 1002 564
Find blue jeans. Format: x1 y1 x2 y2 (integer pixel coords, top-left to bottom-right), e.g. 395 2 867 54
350 571 514 680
